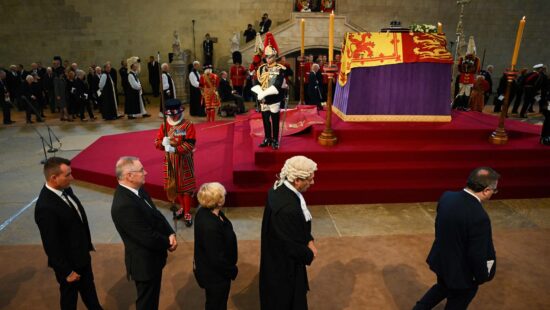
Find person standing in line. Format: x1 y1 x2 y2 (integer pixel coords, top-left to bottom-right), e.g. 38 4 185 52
260 155 318 310
98 62 119 120
413 167 499 310
189 61 206 117
148 56 160 97
126 56 151 119
160 63 176 117
35 157 103 310
194 182 238 310
111 156 177 310
1 70 15 124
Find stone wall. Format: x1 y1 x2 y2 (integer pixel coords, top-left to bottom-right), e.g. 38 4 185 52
1 0 548 89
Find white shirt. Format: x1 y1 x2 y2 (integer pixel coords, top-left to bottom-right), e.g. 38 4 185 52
162 72 176 97
119 183 140 197
118 183 153 208
189 71 200 88
463 188 481 203
284 180 312 222
98 73 110 90
128 71 142 91
45 183 83 221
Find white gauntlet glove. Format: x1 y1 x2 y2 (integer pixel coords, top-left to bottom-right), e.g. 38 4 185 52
162 136 171 147
164 145 176 153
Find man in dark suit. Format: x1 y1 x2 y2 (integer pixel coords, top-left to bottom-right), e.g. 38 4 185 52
34 157 103 310
414 167 499 310
260 155 318 310
111 156 177 310
148 56 160 97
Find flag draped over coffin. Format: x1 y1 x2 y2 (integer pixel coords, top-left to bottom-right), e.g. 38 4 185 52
338 32 453 86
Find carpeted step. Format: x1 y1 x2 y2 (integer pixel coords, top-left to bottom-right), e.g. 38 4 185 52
225 177 549 206
232 158 550 185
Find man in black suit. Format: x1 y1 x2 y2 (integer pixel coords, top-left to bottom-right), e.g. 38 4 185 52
35 157 103 310
260 155 318 310
148 56 160 97
111 156 177 310
414 167 499 310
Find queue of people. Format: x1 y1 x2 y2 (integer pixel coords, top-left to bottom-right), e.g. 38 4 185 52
1 56 154 125
33 149 500 309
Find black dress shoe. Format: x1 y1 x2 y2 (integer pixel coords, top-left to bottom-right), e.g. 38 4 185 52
26 120 33 124
128 115 136 119
142 114 151 118
3 121 15 125
271 140 279 150
259 139 271 147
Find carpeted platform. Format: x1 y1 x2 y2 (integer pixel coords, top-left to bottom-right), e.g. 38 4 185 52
71 111 550 206
1 229 549 309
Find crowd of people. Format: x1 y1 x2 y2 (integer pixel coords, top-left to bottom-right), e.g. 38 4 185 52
0 57 153 125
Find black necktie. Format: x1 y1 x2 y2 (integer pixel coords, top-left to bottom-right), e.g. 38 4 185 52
139 191 153 209
62 190 83 221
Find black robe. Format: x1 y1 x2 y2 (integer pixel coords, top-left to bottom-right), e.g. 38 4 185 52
189 69 205 116
125 72 142 115
260 185 314 310
307 71 323 106
100 73 118 120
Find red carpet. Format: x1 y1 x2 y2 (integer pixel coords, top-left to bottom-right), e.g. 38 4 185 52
71 111 550 206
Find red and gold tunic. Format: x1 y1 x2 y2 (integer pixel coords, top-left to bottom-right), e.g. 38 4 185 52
199 73 221 109
230 64 246 87
155 118 196 194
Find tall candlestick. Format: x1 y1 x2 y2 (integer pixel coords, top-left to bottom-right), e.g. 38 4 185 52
437 22 443 34
329 11 334 64
511 16 526 70
301 19 305 56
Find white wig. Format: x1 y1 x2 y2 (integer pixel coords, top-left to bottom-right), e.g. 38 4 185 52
274 155 317 188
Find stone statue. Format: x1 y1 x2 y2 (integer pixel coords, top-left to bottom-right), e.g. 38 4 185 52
173 30 182 59
230 32 240 53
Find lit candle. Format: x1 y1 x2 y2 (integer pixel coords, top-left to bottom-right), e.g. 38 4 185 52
329 11 334 64
437 22 442 34
511 16 526 70
301 19 305 57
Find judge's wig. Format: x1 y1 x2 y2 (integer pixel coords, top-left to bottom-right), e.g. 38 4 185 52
274 156 317 188
127 56 141 73
197 182 226 209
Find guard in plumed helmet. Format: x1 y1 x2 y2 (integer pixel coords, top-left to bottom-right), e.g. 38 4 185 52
155 99 196 226
252 32 287 150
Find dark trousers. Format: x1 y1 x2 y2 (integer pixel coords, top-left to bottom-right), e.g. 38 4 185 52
2 101 12 124
261 110 280 142
233 85 243 97
511 88 524 113
204 280 231 310
413 277 478 310
54 264 103 310
520 87 536 116
79 99 95 120
135 273 162 310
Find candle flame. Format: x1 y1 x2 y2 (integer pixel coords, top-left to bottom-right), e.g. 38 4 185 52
522 16 526 20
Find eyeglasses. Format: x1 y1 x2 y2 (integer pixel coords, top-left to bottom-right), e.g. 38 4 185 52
488 187 498 194
128 167 145 174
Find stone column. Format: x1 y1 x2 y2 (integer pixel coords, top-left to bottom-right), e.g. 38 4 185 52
171 49 190 103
